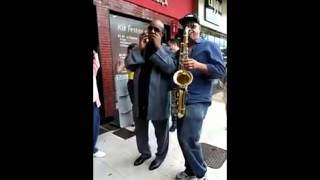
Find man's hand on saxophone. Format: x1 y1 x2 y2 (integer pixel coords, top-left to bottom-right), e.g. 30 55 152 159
182 58 199 70
182 58 209 75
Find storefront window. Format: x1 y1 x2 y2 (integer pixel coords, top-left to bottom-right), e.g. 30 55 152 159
207 35 215 42
221 38 226 48
214 36 220 46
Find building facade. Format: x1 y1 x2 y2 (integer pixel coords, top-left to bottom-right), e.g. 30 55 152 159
93 0 196 122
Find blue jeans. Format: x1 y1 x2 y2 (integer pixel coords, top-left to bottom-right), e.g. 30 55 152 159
93 103 100 153
177 103 209 178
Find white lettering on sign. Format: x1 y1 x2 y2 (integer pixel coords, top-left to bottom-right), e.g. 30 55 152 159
117 24 127 31
117 24 144 35
152 0 168 6
127 25 144 34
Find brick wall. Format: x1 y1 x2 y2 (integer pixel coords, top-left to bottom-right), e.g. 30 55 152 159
94 0 179 118
95 4 115 117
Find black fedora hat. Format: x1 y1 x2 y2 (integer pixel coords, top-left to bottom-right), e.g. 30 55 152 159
179 13 199 26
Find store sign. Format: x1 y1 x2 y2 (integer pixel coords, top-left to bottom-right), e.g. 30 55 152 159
152 0 168 6
205 0 222 25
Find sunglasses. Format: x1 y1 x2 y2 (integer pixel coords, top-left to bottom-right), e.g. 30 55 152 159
147 25 162 33
186 23 198 29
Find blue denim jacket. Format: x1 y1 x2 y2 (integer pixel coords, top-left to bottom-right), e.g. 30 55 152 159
186 38 225 105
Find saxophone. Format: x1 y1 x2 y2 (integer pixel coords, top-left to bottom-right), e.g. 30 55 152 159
172 27 193 119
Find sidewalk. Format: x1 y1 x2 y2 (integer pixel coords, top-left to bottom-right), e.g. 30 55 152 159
94 91 227 180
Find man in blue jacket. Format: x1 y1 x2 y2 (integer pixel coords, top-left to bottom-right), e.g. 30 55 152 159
127 19 177 171
175 13 225 180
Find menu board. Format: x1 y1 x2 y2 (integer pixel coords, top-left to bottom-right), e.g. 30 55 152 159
109 14 149 73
